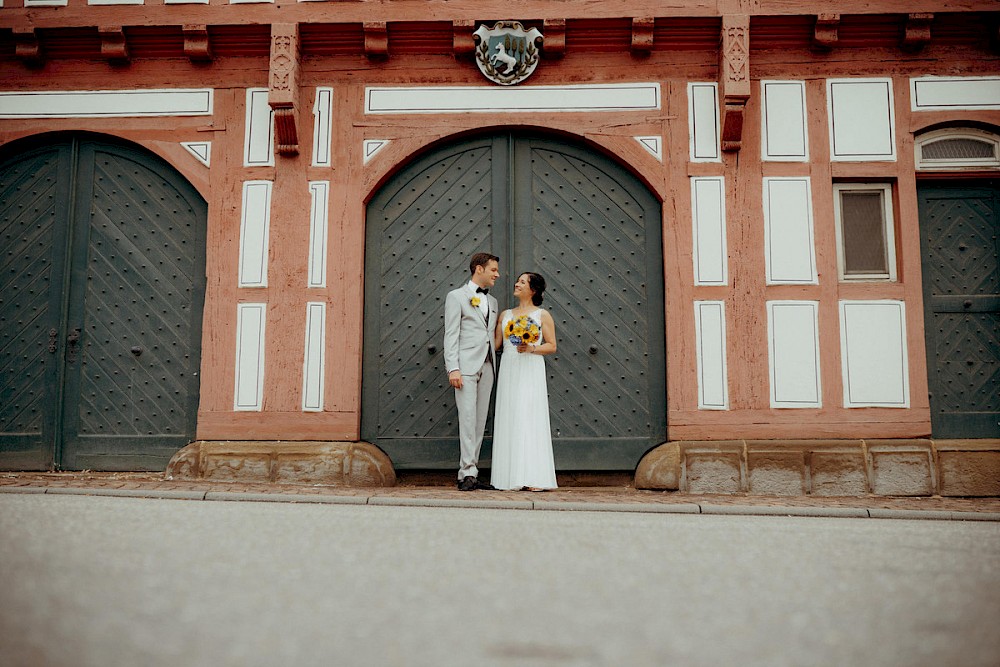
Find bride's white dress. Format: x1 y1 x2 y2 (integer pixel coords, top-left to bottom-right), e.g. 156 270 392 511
490 309 558 490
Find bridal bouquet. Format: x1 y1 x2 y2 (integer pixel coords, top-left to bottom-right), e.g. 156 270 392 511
504 314 541 347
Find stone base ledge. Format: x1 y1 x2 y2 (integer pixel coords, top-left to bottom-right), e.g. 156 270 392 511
166 441 397 487
635 439 1000 497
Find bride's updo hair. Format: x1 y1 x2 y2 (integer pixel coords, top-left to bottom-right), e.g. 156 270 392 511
522 272 546 306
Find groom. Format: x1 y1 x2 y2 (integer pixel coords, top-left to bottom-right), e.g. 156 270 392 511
443 252 500 491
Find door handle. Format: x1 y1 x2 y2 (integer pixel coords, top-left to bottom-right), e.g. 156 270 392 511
66 327 81 363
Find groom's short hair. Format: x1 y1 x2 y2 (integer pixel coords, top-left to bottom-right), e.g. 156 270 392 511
469 252 500 275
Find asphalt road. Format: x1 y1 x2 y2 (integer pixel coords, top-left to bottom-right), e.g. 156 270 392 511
0 494 997 667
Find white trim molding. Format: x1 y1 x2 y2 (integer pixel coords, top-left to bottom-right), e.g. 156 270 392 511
762 177 818 285
761 80 808 162
688 82 720 162
238 181 273 288
767 300 822 409
244 88 275 167
827 78 896 162
916 127 1000 170
364 83 661 114
234 303 267 411
634 136 663 161
180 141 211 167
0 89 213 119
691 176 728 286
839 300 910 408
363 139 390 165
302 302 327 412
911 76 1000 111
312 87 334 167
694 301 729 410
307 181 329 288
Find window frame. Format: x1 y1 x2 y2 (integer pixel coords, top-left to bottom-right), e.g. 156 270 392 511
915 128 1000 170
832 182 897 282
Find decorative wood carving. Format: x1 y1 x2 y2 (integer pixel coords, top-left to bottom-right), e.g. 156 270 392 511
364 21 389 60
98 26 129 63
453 19 476 58
631 17 654 55
269 23 299 156
719 15 750 152
13 27 43 66
902 13 933 53
182 24 212 62
542 18 565 59
813 14 840 52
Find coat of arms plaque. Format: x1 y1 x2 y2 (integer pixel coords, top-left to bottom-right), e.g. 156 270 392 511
473 21 544 86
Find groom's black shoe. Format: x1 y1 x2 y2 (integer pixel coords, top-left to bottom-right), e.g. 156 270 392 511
458 476 478 491
475 479 496 490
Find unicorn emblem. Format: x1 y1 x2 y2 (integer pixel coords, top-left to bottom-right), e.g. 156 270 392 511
473 21 544 86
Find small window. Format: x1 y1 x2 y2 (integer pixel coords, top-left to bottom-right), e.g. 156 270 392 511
833 183 896 281
916 129 1000 170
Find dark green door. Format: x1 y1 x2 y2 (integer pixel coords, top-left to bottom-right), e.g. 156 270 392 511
0 134 207 470
918 181 1000 438
363 132 665 470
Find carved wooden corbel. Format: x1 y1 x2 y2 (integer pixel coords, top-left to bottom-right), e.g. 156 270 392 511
902 13 933 53
183 24 212 62
719 15 750 152
453 19 476 58
813 14 840 52
269 23 300 156
631 17 654 56
13 27 43 66
98 26 129 63
364 21 388 60
542 18 565 59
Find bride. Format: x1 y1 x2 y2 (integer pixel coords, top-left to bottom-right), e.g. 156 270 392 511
490 272 558 491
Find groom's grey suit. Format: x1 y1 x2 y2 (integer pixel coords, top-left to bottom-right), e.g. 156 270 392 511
443 283 498 481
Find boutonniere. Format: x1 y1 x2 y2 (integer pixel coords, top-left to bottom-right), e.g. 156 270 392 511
470 296 481 307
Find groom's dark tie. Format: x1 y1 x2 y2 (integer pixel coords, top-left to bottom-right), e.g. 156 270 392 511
476 287 488 294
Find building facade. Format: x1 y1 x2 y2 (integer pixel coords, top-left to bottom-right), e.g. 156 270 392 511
1 1 998 493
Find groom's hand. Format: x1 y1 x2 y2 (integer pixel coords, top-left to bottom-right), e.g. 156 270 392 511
448 370 463 390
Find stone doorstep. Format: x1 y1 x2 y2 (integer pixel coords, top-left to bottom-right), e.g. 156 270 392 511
635 439 1000 498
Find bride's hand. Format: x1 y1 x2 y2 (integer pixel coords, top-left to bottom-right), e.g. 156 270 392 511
516 343 530 354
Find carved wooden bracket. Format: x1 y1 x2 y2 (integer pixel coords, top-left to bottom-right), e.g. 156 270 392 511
269 23 300 156
902 13 933 53
182 24 212 62
813 14 840 52
719 15 750 152
98 26 129 63
13 27 43 66
542 18 566 59
453 19 476 58
631 17 654 56
364 21 388 60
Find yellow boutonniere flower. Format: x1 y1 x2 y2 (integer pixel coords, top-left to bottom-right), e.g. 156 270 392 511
470 296 481 307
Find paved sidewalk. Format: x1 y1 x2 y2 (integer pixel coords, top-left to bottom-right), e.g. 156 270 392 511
2 471 999 520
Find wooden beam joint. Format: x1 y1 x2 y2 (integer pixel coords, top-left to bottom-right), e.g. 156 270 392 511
542 18 566 59
631 17 654 56
182 24 212 62
453 19 476 59
98 25 129 63
364 21 389 60
813 14 840 52
719 15 750 152
269 23 300 156
902 13 933 53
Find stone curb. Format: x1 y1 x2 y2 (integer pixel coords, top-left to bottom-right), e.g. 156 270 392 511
3 486 998 521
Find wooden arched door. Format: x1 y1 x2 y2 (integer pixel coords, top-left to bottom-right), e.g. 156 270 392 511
0 134 207 470
363 132 665 471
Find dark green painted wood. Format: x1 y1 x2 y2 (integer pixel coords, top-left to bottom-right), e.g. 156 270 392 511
0 135 207 470
364 132 665 470
918 181 1000 438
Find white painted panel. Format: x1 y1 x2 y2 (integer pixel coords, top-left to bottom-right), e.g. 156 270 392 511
840 300 909 408
763 177 817 284
234 303 267 411
761 80 808 161
911 76 1000 111
0 89 213 118
363 139 390 164
688 82 720 161
691 176 727 286
768 301 822 408
181 141 211 167
635 136 662 161
302 302 327 412
89 0 142 4
164 0 209 4
238 181 272 288
307 181 329 288
23 0 68 5
312 87 333 167
231 0 273 3
695 301 729 410
365 83 660 114
827 78 896 161
244 88 275 167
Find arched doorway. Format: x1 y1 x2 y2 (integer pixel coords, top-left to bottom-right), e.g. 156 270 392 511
0 133 207 470
363 131 665 470
915 127 1000 437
